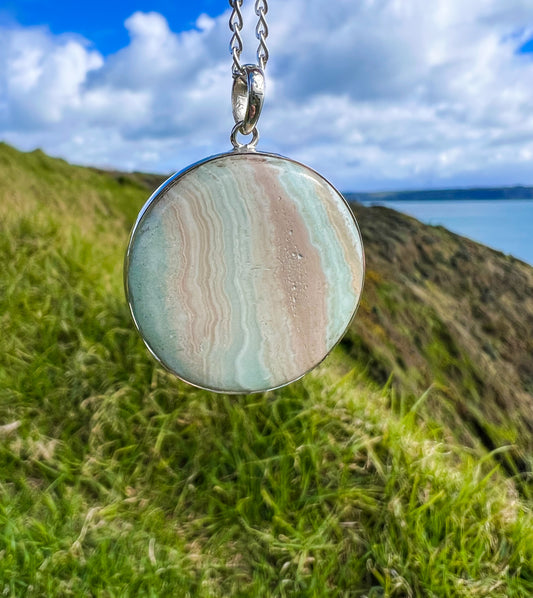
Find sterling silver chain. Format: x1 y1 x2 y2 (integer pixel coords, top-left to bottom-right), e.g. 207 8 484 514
229 0 269 76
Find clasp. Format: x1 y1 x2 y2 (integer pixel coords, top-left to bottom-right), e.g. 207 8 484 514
231 64 265 136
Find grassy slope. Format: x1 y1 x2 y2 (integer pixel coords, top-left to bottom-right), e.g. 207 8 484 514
347 203 533 476
0 143 532 596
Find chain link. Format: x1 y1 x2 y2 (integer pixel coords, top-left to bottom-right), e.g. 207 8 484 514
255 0 269 70
229 0 269 76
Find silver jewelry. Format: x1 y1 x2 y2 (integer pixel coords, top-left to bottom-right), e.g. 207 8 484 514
125 1 365 394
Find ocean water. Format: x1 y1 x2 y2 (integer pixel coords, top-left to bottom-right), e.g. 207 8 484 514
362 199 533 266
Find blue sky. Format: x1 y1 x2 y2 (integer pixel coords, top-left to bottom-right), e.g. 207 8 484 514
519 37 533 52
1 0 228 54
1 0 533 191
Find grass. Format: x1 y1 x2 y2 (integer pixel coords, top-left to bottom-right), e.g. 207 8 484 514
0 144 532 596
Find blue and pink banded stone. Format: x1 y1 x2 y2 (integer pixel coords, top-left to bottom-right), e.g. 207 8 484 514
126 152 365 393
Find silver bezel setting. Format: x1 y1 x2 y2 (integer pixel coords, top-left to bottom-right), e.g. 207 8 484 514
124 149 365 394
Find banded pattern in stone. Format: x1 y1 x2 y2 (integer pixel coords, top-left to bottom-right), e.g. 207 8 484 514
126 152 364 393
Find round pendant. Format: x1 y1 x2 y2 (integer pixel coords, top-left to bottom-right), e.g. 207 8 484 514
125 151 365 394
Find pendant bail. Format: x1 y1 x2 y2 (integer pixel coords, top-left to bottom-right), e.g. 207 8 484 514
231 64 265 136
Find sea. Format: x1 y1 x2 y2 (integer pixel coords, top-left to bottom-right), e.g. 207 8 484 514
359 199 533 266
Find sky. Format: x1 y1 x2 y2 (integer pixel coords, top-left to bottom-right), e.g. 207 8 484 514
0 0 533 191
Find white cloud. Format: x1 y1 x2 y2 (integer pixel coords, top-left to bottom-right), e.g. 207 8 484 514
1 1 533 190
2 27 102 128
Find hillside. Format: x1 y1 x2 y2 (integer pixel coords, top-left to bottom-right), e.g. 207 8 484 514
347 203 533 475
0 142 532 596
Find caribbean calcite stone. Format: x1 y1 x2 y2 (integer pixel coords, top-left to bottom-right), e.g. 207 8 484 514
126 151 364 393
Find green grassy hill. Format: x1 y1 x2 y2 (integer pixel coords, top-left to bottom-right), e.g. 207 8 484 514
0 142 532 597
347 203 533 477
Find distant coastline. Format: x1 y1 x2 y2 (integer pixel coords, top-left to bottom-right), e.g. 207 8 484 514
345 185 533 202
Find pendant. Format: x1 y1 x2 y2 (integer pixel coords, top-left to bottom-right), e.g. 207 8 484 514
125 65 364 394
